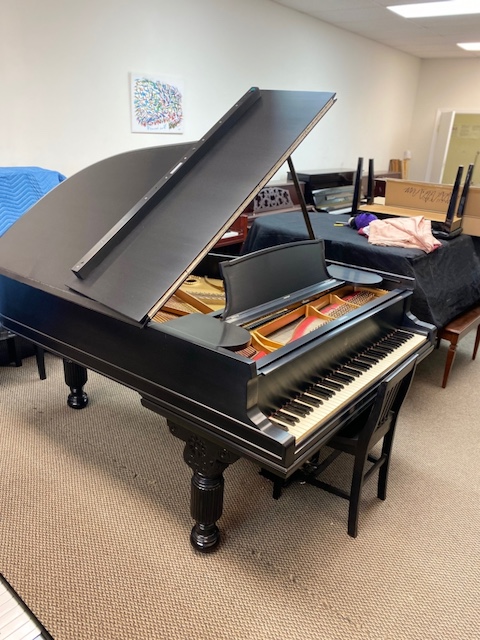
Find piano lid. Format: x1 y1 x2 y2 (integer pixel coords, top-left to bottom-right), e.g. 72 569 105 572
0 88 335 323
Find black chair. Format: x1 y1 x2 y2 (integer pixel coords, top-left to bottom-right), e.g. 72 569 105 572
297 354 418 538
0 326 46 379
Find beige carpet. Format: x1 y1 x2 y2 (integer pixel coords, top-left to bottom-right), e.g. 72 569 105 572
0 333 479 639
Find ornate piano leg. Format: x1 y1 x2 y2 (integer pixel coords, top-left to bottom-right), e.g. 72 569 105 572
169 423 238 552
63 359 88 409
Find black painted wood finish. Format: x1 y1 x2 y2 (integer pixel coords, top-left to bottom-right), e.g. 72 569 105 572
0 89 435 552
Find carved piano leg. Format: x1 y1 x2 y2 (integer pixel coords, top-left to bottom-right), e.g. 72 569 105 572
169 423 238 552
63 359 88 409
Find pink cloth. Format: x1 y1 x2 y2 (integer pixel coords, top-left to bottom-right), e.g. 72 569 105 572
365 216 441 253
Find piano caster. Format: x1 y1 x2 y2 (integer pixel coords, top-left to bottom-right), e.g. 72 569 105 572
169 422 238 552
63 359 89 409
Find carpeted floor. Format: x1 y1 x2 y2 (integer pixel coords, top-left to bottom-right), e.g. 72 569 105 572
0 333 479 639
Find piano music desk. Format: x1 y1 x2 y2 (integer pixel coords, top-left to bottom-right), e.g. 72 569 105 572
436 304 480 388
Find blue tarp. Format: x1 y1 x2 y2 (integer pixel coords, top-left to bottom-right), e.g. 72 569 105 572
0 166 66 237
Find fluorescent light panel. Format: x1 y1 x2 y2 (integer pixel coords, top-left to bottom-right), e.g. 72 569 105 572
457 42 480 50
388 1 480 18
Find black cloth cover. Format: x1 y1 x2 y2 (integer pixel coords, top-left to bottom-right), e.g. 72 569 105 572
242 211 480 328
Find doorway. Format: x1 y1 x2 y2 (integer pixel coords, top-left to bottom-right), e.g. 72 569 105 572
427 110 480 185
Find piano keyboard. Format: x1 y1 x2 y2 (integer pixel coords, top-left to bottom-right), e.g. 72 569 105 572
0 575 52 640
269 329 425 443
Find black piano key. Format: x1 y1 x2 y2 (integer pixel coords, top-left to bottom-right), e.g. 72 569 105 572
354 359 374 370
377 347 394 356
331 371 355 383
291 400 314 415
274 411 299 425
349 360 371 371
341 366 362 377
388 333 411 344
368 348 388 359
299 394 322 407
307 387 330 400
381 340 400 349
375 342 394 351
381 337 402 346
317 379 343 391
284 402 310 417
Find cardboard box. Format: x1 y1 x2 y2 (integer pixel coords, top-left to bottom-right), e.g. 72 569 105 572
462 216 480 236
384 178 453 214
361 179 480 235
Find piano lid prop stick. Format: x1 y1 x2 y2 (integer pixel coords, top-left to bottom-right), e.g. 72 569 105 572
287 156 315 240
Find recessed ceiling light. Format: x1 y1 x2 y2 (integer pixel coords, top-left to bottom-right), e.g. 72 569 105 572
457 42 480 50
388 1 480 18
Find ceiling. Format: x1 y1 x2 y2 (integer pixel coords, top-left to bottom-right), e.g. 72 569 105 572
271 0 480 59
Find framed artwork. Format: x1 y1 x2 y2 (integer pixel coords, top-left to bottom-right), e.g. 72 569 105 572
130 73 184 133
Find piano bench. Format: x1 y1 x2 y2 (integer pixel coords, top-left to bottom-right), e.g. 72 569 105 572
436 303 480 388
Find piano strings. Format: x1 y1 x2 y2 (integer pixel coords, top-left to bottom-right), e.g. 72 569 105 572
247 286 387 355
153 279 388 362
153 275 226 321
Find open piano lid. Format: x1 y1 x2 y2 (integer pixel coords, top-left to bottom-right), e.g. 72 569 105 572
0 88 335 323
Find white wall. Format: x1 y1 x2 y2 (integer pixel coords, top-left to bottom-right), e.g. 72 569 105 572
408 58 480 181
0 0 421 178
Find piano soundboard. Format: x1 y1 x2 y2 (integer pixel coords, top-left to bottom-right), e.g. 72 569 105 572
0 575 52 640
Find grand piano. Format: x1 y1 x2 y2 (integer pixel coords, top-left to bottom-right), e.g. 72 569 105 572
0 88 434 552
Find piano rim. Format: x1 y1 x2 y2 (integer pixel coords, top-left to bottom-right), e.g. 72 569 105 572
142 332 433 480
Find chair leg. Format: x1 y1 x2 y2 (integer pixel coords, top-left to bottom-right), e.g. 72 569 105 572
35 346 47 380
377 430 395 500
271 478 284 499
6 335 22 367
473 325 480 361
347 454 368 538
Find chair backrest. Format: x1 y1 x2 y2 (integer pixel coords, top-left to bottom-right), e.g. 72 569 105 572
358 354 418 448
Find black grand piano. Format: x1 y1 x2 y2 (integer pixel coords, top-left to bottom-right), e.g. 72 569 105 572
0 88 434 552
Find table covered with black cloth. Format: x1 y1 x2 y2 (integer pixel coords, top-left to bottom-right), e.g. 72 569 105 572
241 211 480 328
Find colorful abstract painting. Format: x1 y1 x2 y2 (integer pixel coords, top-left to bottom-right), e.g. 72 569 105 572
130 74 184 133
